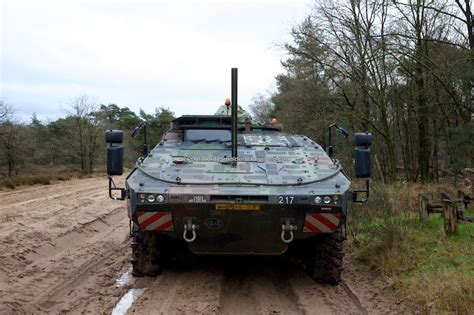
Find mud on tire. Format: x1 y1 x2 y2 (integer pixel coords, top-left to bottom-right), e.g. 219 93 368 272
131 231 161 277
305 229 344 285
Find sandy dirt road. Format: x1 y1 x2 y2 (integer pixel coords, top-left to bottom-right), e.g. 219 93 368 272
0 177 410 314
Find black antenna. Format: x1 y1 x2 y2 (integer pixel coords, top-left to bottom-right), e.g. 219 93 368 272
231 68 238 166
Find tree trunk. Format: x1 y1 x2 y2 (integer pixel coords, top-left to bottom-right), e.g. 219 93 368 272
7 160 13 178
415 0 431 182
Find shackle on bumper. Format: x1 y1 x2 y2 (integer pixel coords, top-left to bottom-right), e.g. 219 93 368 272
281 220 297 244
183 220 197 243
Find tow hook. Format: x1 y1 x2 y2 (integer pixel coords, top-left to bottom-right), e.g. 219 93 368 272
183 218 199 243
281 218 297 243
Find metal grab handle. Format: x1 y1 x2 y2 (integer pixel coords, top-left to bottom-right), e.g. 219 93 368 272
183 224 197 243
281 224 295 243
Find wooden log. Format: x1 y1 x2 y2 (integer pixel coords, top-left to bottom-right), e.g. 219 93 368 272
443 199 458 236
429 207 444 214
419 193 429 222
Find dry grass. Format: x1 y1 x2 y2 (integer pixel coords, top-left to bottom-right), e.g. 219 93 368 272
0 166 105 190
401 271 474 314
349 181 474 314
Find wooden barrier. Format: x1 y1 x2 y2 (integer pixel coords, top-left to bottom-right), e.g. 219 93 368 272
418 191 472 236
442 199 458 235
418 193 429 223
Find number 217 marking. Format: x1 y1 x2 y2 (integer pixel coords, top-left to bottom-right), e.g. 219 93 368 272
278 196 294 204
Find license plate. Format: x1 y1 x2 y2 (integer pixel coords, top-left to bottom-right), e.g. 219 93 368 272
215 204 260 211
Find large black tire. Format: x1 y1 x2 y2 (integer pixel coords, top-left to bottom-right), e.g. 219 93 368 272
131 231 161 277
305 229 345 285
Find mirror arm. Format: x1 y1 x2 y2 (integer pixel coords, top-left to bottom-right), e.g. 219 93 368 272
131 123 149 155
326 124 335 156
326 124 349 157
351 178 370 203
108 176 127 200
143 124 149 155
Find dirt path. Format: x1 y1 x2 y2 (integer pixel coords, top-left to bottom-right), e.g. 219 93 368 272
129 256 408 315
0 178 411 314
0 177 131 314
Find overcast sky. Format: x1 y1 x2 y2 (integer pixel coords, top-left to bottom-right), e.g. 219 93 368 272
1 0 312 122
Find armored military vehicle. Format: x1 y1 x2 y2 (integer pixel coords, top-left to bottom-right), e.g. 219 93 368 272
106 68 372 284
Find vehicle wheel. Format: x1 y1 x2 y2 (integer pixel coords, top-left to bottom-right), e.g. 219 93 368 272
131 231 162 277
305 229 344 285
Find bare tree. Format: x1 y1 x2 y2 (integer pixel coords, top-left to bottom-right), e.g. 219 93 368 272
391 0 467 181
0 99 13 123
249 93 274 124
0 102 28 177
274 0 472 182
66 95 104 174
284 0 399 181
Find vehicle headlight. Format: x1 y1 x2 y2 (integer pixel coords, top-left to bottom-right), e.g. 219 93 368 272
147 195 156 203
323 196 331 204
314 196 322 204
156 194 165 203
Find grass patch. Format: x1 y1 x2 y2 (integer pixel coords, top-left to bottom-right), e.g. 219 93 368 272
0 166 119 190
0 167 80 189
349 183 474 314
0 175 51 188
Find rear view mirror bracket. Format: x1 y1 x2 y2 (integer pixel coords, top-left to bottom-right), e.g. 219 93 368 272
351 178 370 203
108 176 127 200
131 123 149 156
326 124 349 158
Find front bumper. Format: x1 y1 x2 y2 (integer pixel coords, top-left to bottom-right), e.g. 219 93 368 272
132 203 344 255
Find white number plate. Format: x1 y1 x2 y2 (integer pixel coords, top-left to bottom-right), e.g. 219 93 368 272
278 196 294 204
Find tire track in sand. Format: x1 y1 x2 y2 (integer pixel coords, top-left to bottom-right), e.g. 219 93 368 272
218 257 305 315
0 177 132 314
128 256 398 315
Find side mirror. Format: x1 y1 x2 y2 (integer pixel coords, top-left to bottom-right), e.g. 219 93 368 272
105 129 123 144
354 133 372 147
336 127 349 138
131 126 141 138
354 148 371 178
327 124 349 157
353 132 372 178
106 130 124 176
105 129 126 200
107 146 124 176
351 132 373 202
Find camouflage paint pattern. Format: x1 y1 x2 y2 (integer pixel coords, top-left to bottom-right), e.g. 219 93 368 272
126 115 351 255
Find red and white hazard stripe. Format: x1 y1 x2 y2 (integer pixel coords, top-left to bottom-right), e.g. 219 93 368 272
135 211 174 232
303 213 341 233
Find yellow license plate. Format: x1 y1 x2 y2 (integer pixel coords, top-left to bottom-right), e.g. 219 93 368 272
215 204 260 211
